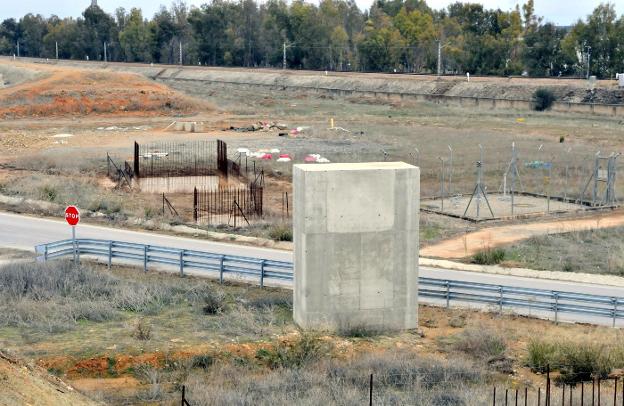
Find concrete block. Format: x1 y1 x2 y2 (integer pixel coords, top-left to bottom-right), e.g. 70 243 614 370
293 162 419 332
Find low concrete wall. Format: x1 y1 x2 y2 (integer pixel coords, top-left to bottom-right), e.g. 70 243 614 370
293 162 420 331
136 175 219 194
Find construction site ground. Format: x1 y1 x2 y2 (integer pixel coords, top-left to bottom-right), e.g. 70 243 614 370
4 59 624 404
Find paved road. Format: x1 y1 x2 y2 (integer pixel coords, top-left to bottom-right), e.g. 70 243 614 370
3 211 624 326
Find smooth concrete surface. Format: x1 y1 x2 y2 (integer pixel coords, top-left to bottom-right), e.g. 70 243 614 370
293 162 420 331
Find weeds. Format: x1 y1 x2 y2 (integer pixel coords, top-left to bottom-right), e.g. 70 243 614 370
133 318 152 340
472 248 506 265
451 328 507 360
526 339 618 383
255 332 333 369
0 261 222 333
268 224 293 242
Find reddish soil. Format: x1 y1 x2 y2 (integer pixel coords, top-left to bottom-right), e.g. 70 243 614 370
0 62 208 118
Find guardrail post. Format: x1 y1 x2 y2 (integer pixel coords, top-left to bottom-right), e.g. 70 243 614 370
554 293 559 324
44 245 48 262
446 281 450 308
219 255 224 284
613 298 618 328
76 239 80 265
499 286 504 313
179 250 184 277
143 245 148 272
108 241 113 270
260 260 266 288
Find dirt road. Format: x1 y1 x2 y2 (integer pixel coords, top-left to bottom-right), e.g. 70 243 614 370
421 210 624 259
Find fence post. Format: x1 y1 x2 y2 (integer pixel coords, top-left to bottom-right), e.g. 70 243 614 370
143 245 148 272
369 373 373 406
505 389 508 406
524 387 527 406
554 293 559 324
493 387 496 406
260 260 266 288
446 281 450 308
546 364 551 406
561 384 564 406
107 152 110 177
614 377 618 406
581 382 584 406
613 298 618 328
592 378 595 406
181 384 185 406
219 255 224 284
599 377 602 406
538 387 541 406
179 250 184 277
108 241 113 270
515 388 518 406
193 187 198 223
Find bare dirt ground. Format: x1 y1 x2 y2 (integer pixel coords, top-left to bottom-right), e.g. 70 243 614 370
0 351 97 406
422 209 624 259
0 61 207 119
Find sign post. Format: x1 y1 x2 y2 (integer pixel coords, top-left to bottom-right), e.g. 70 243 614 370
65 206 80 264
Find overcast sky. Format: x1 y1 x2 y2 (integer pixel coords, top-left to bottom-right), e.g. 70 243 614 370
1 0 622 26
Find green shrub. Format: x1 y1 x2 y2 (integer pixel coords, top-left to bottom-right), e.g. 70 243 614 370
191 354 214 370
39 184 58 202
255 332 332 369
556 342 611 384
526 339 614 383
525 339 557 373
472 248 506 265
533 88 556 111
268 224 293 242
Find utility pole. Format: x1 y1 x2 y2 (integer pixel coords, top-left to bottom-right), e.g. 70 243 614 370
283 42 287 70
16 41 20 58
179 41 183 65
55 41 58 60
586 45 592 79
437 40 442 76
103 42 107 62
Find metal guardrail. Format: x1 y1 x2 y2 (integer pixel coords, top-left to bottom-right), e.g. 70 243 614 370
35 239 292 287
35 239 624 327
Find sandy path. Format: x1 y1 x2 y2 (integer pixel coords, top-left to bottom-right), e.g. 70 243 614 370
421 211 624 259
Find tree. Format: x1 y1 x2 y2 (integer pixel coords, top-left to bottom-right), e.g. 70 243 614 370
119 8 154 62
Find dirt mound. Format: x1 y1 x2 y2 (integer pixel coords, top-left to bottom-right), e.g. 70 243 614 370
0 62 207 118
0 350 97 406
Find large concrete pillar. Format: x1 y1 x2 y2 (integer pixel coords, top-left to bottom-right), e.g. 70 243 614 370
293 162 419 331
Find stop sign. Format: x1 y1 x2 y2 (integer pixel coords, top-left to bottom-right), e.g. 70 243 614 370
65 206 80 226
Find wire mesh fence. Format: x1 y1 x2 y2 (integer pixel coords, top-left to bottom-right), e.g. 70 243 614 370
133 140 221 178
193 185 263 225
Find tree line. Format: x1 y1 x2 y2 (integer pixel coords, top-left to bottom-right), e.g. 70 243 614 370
0 0 623 78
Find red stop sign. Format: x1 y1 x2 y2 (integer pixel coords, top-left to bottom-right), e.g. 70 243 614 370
65 206 80 226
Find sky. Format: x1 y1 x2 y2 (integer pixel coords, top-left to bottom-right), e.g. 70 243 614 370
0 0 623 26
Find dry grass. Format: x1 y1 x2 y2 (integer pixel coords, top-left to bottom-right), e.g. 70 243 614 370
504 227 624 275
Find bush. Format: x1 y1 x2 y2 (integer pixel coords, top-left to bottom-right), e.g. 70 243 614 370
526 339 614 383
133 318 152 340
191 354 214 370
452 328 506 360
255 332 332 369
268 224 293 242
526 339 557 373
533 88 556 111
472 248 506 265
